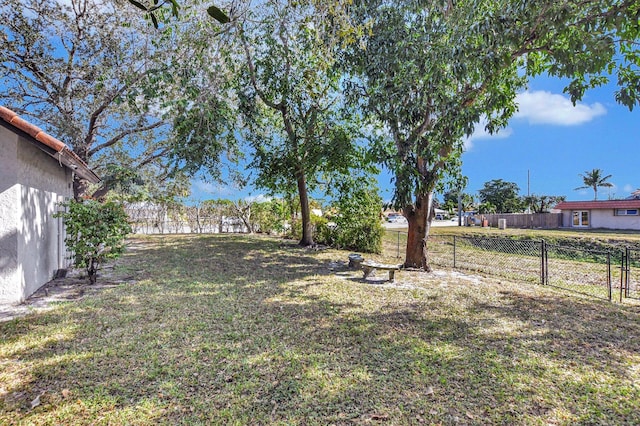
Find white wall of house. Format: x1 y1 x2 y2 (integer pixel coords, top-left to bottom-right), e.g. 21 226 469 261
0 126 21 303
591 209 640 229
0 126 73 304
561 209 640 230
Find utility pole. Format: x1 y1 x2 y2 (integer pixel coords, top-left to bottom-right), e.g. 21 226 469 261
527 169 531 214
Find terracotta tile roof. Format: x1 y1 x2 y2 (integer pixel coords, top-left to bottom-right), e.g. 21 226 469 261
0 106 100 183
555 200 640 210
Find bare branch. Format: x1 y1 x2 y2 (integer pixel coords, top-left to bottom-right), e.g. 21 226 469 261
88 119 166 157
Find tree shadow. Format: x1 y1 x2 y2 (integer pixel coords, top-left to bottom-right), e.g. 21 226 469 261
2 234 639 424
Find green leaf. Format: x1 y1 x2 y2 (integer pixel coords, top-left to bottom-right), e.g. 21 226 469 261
207 5 230 24
127 0 149 12
169 0 180 17
150 12 159 29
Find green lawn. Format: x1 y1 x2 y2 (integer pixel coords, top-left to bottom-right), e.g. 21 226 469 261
1 234 639 425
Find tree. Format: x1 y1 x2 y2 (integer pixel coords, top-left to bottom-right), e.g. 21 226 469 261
230 0 369 246
159 0 366 246
230 199 255 233
575 168 614 200
524 195 566 213
478 179 523 213
477 202 497 214
344 0 640 270
443 189 475 213
0 0 229 200
251 198 288 234
202 199 236 233
344 1 522 269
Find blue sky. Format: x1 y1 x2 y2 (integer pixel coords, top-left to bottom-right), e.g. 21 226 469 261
460 77 639 202
190 75 639 204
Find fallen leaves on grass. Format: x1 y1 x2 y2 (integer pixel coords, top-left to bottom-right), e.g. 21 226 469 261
0 234 638 425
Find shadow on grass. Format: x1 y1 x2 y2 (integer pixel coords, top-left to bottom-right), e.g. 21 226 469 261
1 234 639 424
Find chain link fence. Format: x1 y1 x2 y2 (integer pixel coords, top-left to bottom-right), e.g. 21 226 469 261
384 230 637 303
545 244 620 301
624 248 640 300
439 235 543 284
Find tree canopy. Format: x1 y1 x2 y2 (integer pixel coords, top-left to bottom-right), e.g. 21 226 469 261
479 179 523 213
0 0 180 197
343 0 640 269
169 0 375 246
3 0 639 259
524 195 567 213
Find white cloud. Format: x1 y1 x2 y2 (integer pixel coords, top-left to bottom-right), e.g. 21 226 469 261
245 194 271 203
514 91 606 125
465 90 607 150
192 180 235 196
464 118 513 151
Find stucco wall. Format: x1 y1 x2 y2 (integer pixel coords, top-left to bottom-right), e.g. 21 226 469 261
591 209 640 230
0 126 21 303
0 125 73 304
561 208 640 230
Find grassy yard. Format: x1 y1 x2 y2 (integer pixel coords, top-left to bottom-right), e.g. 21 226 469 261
1 234 639 425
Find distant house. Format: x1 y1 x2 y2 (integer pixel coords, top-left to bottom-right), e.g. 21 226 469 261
554 200 640 230
627 189 640 200
0 106 100 304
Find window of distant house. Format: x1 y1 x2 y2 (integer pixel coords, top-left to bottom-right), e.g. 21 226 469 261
572 211 589 227
615 209 639 216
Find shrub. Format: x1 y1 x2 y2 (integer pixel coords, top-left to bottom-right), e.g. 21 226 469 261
55 199 131 284
322 176 384 253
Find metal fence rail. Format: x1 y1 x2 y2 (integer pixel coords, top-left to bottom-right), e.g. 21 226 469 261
383 230 639 303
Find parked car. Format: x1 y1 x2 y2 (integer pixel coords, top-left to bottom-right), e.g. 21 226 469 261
386 213 406 223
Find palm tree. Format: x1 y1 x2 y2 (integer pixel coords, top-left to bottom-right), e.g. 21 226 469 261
575 168 613 200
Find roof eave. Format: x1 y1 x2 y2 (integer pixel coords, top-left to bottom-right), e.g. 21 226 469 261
0 106 100 184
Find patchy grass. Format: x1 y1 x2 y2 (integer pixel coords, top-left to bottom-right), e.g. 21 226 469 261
1 234 639 425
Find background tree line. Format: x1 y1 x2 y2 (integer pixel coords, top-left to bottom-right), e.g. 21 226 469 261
442 179 566 215
1 0 638 268
441 168 617 215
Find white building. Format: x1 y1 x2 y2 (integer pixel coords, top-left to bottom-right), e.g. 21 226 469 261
0 107 99 304
554 200 640 230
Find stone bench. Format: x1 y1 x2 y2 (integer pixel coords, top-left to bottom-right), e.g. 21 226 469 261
361 261 401 282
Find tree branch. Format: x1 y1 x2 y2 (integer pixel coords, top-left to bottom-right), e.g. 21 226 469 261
237 23 283 111
87 119 166 157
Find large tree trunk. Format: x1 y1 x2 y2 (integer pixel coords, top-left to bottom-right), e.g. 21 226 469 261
73 176 90 201
296 167 314 246
403 191 434 271
72 145 90 200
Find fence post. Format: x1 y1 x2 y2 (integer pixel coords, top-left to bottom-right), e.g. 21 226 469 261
607 252 612 302
453 235 457 269
545 241 549 284
397 231 401 258
625 247 630 298
620 249 626 302
540 240 547 285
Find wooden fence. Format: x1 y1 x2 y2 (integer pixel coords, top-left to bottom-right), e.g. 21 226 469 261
482 213 562 229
